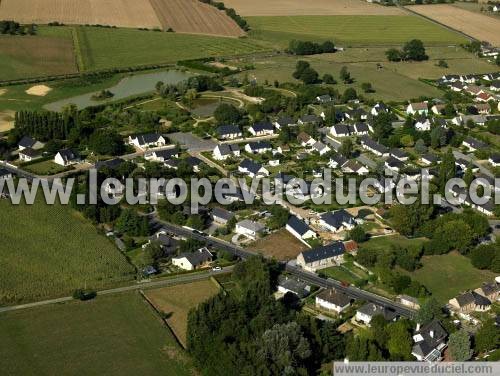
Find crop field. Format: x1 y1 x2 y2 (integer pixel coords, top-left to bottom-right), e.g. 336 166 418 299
0 27 77 81
77 27 267 71
0 199 135 305
250 229 308 260
0 0 162 29
144 279 220 347
247 15 468 46
222 0 406 16
0 292 196 375
149 0 244 37
409 4 500 47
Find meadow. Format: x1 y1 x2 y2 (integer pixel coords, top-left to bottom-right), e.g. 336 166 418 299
0 292 196 375
144 279 220 347
246 15 468 47
250 229 308 261
0 199 135 305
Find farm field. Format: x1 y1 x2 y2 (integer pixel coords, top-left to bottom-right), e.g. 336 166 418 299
144 279 221 347
0 198 135 305
403 252 497 304
76 27 267 71
0 27 77 81
246 15 468 47
250 229 309 261
0 0 162 29
223 0 406 16
0 292 196 375
409 4 500 47
149 0 244 37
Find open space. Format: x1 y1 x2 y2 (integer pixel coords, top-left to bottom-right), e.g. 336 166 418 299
409 4 500 47
0 292 196 375
247 15 467 47
144 279 221 347
404 252 497 304
250 228 309 261
223 0 406 16
0 199 135 305
22 159 71 175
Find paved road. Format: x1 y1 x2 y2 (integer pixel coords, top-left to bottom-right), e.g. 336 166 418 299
152 217 417 318
0 267 232 314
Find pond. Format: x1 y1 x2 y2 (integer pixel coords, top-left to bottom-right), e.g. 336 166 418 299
190 97 239 118
44 70 193 112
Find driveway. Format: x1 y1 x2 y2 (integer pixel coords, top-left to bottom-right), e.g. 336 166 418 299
168 132 217 152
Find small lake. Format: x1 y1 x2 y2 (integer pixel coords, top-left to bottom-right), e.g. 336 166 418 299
190 97 239 117
44 70 192 112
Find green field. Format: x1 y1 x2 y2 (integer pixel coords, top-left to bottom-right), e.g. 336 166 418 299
359 235 428 252
0 292 196 375
247 15 468 47
0 199 135 305
77 26 268 71
22 160 71 175
404 252 497 304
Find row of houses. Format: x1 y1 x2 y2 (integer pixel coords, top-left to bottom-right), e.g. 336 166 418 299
448 279 500 314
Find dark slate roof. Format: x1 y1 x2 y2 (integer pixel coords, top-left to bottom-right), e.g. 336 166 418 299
353 122 369 133
464 137 488 149
276 116 295 126
176 248 212 266
240 159 263 174
360 135 389 154
390 148 408 160
332 124 350 135
330 154 348 167
373 102 388 111
135 133 162 145
185 156 202 167
247 141 271 150
251 122 273 132
211 207 234 222
20 147 39 158
217 125 241 135
0 168 11 177
217 144 239 156
300 242 345 263
275 172 295 185
155 148 179 160
278 275 310 298
386 156 405 169
287 215 312 237
317 288 350 307
358 303 398 321
422 153 438 163
18 136 36 148
479 282 500 296
57 148 79 163
320 209 355 229
95 158 125 170
300 114 320 123
490 154 500 163
413 320 448 359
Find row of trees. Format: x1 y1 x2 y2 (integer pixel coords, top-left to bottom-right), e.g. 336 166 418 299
288 40 336 55
386 39 428 62
0 20 35 35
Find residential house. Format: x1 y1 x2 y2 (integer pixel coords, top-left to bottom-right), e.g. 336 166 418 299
411 320 448 362
351 122 371 136
385 156 405 173
147 230 178 257
315 288 351 313
286 215 317 245
449 291 491 313
345 108 368 121
18 136 44 151
277 276 311 298
474 282 500 302
0 168 12 181
145 148 179 162
235 219 266 239
172 247 213 271
490 81 500 92
488 153 500 167
374 177 396 193
211 207 235 225
453 114 487 126
245 141 272 154
475 92 494 103
448 82 466 92
128 133 166 149
390 149 409 162
440 74 460 83
216 125 242 140
465 85 484 96
342 160 369 175
297 132 316 147
248 122 274 136
371 102 389 116
398 295 421 310
414 117 431 131
95 158 125 170
296 242 346 271
312 141 331 156
319 209 356 233
316 94 332 104
18 147 40 162
420 154 439 166
360 136 389 156
460 74 476 84
331 124 351 137
431 104 446 115
355 303 398 326
213 144 240 161
274 116 296 130
462 137 488 152
298 114 321 126
54 149 79 166
406 102 428 116
473 103 492 114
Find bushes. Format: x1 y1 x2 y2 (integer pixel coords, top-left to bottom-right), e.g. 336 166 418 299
288 40 336 55
72 289 97 301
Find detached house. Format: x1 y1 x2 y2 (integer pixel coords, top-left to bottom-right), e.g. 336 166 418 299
311 141 331 155
328 154 348 169
462 137 488 152
414 117 431 131
316 94 332 104
248 122 274 136
238 159 269 178
172 247 213 271
488 154 500 167
421 154 439 166
18 136 44 151
235 219 266 239
274 116 296 129
449 291 492 313
331 124 350 138
371 102 389 116
474 282 500 302
360 136 389 157
297 132 316 147
18 147 41 162
406 102 428 116
298 114 321 126
286 215 317 245
145 148 179 162
315 289 351 313
277 276 311 298
390 148 409 162
216 125 242 140
211 207 235 225
319 209 356 233
385 156 405 173
296 242 346 271
129 133 166 150
0 168 12 181
245 141 272 154
342 160 369 175
476 92 494 103
213 144 240 161
355 303 398 326
411 321 448 362
54 149 79 166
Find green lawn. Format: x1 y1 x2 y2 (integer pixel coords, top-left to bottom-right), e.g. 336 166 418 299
405 252 497 304
22 160 71 175
360 235 428 252
77 26 268 71
247 15 467 47
0 199 135 305
0 292 196 375
321 266 360 284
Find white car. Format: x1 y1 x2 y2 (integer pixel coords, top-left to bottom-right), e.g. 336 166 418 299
212 266 222 272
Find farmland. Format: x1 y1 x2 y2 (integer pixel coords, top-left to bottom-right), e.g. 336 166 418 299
144 279 221 347
0 198 135 305
0 292 196 375
250 229 309 260
149 0 244 37
223 0 406 16
247 15 468 47
409 4 500 47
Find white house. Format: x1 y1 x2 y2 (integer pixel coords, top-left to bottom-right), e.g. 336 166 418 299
213 144 240 161
18 136 44 152
277 276 311 298
144 148 179 162
462 137 488 152
411 321 448 362
342 160 369 175
54 149 79 166
18 147 40 162
248 122 274 136
355 303 398 326
297 132 316 147
296 242 346 271
414 117 431 131
0 168 12 181
286 215 317 246
371 102 389 116
172 248 213 271
331 124 350 138
129 134 166 150
238 159 269 178
312 141 331 156
245 141 272 154
216 125 242 140
406 102 428 116
319 209 356 233
359 136 389 157
488 154 500 167
235 219 266 239
315 288 350 313
273 116 296 130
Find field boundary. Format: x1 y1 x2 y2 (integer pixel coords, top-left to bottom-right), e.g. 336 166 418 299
71 27 85 72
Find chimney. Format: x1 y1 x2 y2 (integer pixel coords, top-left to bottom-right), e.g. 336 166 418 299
430 330 434 339
416 323 421 332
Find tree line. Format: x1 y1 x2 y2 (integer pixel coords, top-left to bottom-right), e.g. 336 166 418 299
0 21 36 35
288 40 336 56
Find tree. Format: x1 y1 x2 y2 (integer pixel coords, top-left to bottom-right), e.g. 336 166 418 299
496 54 500 66
299 67 319 84
183 88 198 108
415 139 427 154
267 205 289 230
475 319 500 354
402 39 428 61
438 148 456 192
143 241 164 267
433 220 473 254
390 201 434 236
449 330 473 361
323 73 336 84
349 226 367 243
401 134 414 147
214 103 242 124
469 244 497 269
293 60 310 79
340 66 352 83
386 48 402 62
342 88 357 102
115 209 149 237
186 214 204 230
372 112 394 141
437 59 448 68
88 129 125 156
387 321 412 359
340 138 353 158
361 82 374 93
464 166 474 187
415 297 441 324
